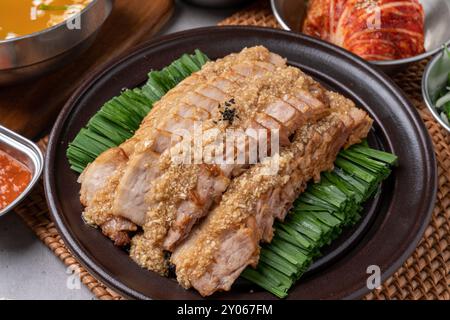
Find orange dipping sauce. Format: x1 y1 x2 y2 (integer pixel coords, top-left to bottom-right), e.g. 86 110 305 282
0 149 32 210
0 0 92 40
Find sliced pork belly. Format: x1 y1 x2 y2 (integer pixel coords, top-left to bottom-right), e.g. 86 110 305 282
171 101 372 296
79 46 285 245
111 47 289 227
79 74 210 245
79 84 208 242
129 66 336 274
79 146 138 246
160 84 331 251
171 117 347 295
132 67 330 252
79 147 127 207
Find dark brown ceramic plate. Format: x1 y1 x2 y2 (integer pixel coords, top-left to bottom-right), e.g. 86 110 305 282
45 27 437 300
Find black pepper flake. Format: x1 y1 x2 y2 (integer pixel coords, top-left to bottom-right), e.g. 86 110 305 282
216 99 239 125
220 106 237 124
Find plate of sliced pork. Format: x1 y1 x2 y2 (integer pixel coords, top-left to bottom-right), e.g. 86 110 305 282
45 26 436 299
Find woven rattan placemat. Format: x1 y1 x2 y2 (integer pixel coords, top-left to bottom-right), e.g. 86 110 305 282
13 1 449 300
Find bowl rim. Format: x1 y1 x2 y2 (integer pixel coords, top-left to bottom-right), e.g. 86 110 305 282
270 0 450 66
0 125 44 218
422 47 450 132
0 0 97 44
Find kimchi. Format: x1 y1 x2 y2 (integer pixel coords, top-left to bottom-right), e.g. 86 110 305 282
303 0 425 61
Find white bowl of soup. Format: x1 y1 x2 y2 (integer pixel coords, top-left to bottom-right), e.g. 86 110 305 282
0 0 114 85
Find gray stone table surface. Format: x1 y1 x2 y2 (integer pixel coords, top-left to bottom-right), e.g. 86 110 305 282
0 0 236 300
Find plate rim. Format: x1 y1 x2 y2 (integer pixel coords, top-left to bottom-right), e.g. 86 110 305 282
44 26 437 300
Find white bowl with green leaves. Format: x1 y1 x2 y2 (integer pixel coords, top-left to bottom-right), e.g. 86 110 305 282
423 45 450 132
